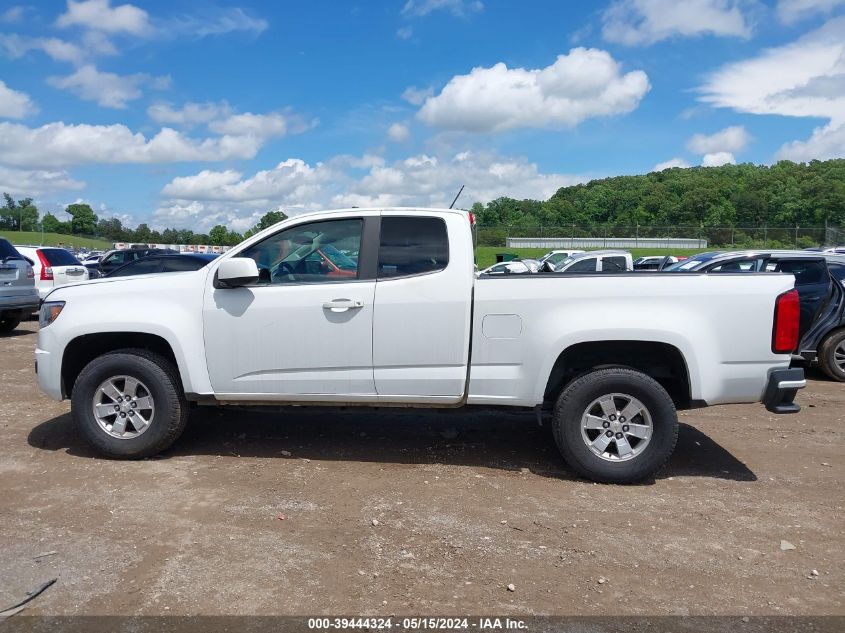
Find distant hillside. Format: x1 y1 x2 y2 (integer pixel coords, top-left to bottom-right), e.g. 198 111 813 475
472 159 845 229
1 231 112 250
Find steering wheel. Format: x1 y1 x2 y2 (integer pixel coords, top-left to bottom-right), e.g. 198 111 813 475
272 261 297 282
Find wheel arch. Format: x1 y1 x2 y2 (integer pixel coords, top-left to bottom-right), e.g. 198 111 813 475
61 332 184 398
542 340 692 409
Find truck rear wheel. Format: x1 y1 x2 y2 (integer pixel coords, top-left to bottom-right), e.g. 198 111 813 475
552 368 678 484
817 329 845 382
71 349 188 459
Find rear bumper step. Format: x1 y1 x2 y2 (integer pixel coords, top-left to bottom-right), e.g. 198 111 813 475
763 368 805 414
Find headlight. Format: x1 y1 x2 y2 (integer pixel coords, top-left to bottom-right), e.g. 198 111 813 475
39 301 65 328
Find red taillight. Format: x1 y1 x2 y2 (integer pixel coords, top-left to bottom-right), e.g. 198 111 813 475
772 289 800 354
468 212 475 226
36 250 53 280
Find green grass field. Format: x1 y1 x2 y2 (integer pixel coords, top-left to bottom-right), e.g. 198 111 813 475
474 245 708 269
0 231 112 250
2 230 711 266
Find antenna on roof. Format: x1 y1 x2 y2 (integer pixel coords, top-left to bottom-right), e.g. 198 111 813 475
449 185 465 209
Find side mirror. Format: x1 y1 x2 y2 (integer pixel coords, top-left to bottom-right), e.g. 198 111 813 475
216 257 259 288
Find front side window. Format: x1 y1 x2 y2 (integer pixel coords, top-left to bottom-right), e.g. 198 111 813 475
241 218 362 284
378 216 449 279
566 258 597 272
162 257 207 272
103 252 126 266
113 258 160 277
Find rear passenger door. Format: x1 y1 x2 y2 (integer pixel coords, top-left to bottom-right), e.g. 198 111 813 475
773 258 831 339
372 213 473 402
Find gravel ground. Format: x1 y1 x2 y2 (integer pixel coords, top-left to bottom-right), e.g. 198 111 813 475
1 320 842 617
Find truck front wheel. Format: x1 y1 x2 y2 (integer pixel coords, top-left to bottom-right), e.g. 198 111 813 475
552 368 678 484
71 349 189 459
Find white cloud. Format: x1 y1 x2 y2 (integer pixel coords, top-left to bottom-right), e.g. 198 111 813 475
687 125 751 154
702 151 736 166
0 80 36 118
602 0 754 45
388 122 411 142
777 0 845 24
699 17 845 161
47 64 170 108
147 101 314 141
57 0 152 36
1 6 27 23
0 121 263 167
163 8 268 38
775 121 845 160
147 101 230 127
396 26 413 39
0 166 84 196
417 48 649 132
154 150 587 231
401 0 484 17
208 112 288 138
0 33 88 65
652 157 690 171
401 85 434 106
698 17 845 123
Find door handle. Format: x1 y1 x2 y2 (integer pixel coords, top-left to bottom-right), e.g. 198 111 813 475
322 299 364 312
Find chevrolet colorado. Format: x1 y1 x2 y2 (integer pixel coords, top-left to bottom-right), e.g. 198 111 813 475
35 208 805 483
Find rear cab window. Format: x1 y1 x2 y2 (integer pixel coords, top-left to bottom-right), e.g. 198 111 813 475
601 256 628 272
378 216 449 279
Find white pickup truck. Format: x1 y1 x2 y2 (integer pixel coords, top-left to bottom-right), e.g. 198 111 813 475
35 208 806 483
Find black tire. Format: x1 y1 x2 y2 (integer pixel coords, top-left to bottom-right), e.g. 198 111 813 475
817 329 845 382
0 312 22 333
552 368 678 484
71 349 188 459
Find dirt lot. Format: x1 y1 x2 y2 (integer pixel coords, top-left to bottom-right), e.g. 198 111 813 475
1 320 843 617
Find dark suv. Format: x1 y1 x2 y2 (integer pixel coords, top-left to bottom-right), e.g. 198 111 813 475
666 251 845 381
88 247 179 277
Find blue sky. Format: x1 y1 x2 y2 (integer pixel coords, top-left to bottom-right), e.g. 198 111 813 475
1 0 844 232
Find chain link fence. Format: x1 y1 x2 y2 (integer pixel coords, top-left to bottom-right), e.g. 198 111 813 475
476 225 845 250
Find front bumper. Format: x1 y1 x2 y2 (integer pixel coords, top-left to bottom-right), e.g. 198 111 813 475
763 368 805 414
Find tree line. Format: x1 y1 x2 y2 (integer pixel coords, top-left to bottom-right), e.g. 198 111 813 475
0 196 287 246
470 159 845 230
3 159 844 247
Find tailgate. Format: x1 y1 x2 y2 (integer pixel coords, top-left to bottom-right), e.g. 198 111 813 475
53 265 89 285
0 261 33 297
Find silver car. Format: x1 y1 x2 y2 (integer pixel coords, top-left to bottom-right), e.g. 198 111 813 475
0 238 39 333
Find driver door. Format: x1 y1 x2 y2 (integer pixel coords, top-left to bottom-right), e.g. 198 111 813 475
202 216 378 400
